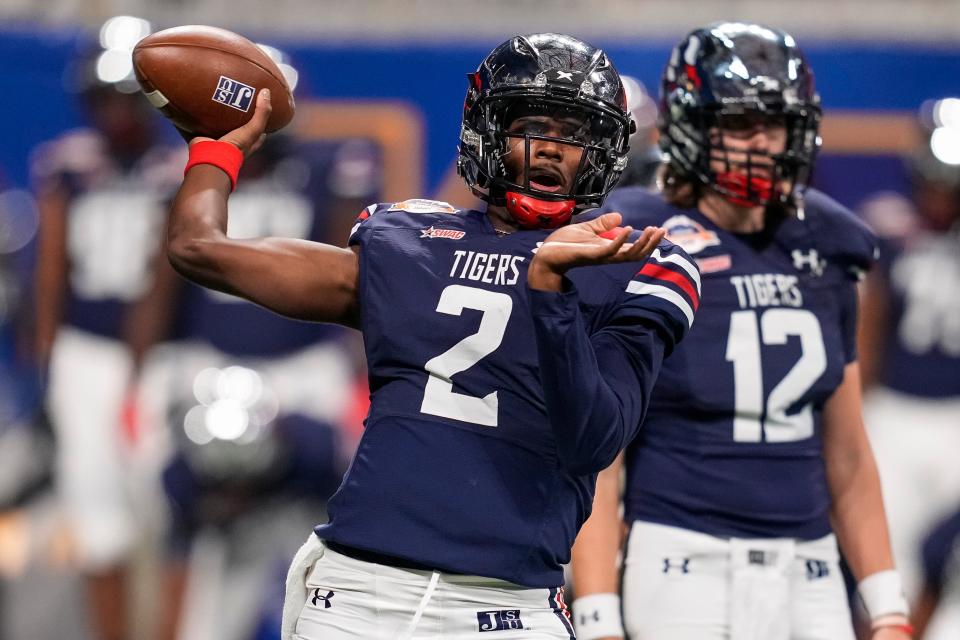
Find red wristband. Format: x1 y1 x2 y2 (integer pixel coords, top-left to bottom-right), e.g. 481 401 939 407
878 623 913 636
184 140 244 191
872 620 914 636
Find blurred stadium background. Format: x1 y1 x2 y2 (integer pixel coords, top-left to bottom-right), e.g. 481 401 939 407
0 2 958 639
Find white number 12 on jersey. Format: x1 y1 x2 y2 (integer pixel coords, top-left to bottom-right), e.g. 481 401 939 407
725 308 827 442
420 285 513 427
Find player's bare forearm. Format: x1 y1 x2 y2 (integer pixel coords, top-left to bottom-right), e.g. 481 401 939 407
167 168 361 328
33 188 69 368
571 453 625 596
823 362 896 581
122 253 181 375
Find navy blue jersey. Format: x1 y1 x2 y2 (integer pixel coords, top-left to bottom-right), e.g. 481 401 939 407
874 222 960 398
174 141 378 356
31 129 183 338
315 199 698 587
921 506 960 594
600 187 876 539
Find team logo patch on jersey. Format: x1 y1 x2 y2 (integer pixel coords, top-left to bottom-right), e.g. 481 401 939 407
477 610 524 632
662 214 720 255
389 199 457 214
212 76 255 112
696 254 732 273
420 226 465 240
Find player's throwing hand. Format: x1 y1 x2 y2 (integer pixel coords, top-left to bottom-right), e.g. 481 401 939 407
189 88 273 158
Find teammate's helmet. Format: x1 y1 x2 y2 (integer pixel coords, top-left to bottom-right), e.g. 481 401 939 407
659 22 822 207
458 33 632 228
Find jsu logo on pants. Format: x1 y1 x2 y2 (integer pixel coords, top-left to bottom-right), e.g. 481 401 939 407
477 609 524 632
212 76 255 112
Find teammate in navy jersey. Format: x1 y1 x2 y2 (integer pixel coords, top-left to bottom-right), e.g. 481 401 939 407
858 125 960 608
32 54 183 640
570 23 910 640
165 33 699 639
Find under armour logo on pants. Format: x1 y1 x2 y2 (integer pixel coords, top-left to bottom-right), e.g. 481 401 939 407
311 589 335 608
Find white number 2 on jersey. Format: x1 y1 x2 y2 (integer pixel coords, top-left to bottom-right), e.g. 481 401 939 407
420 285 513 427
725 308 827 442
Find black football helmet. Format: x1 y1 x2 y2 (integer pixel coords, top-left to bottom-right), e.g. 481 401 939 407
458 33 632 228
659 22 822 207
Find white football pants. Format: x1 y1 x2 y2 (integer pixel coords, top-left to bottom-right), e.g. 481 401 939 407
621 521 855 640
282 534 576 640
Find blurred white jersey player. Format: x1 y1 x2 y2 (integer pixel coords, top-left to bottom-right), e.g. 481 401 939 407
32 51 183 640
859 112 960 603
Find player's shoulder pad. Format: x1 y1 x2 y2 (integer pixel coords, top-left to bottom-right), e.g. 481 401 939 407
594 186 681 228
802 188 879 280
348 199 461 244
29 128 105 183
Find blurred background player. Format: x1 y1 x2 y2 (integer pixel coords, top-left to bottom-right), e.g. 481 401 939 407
30 36 184 640
858 102 960 607
614 76 661 190
154 127 378 640
912 503 960 640
571 22 910 640
0 177 65 638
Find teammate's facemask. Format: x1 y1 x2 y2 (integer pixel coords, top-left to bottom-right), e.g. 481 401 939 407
659 22 822 209
458 33 632 229
707 111 789 208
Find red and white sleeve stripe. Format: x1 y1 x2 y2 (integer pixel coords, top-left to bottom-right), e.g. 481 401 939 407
625 246 701 328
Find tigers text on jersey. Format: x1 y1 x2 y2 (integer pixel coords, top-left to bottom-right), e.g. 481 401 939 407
599 187 877 540
315 201 698 588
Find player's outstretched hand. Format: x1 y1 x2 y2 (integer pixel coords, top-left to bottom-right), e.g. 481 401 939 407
188 89 272 158
528 212 666 292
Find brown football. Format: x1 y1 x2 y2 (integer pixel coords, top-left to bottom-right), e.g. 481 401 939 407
132 25 295 137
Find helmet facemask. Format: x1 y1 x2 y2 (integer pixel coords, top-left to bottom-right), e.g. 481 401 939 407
678 104 820 208
458 33 632 230
462 94 630 228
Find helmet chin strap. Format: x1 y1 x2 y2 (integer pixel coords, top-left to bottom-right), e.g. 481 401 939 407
715 171 776 208
505 191 576 229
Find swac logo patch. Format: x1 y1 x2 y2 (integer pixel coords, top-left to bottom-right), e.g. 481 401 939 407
420 226 465 240
388 199 458 214
477 610 524 632
662 214 720 255
212 76 256 113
